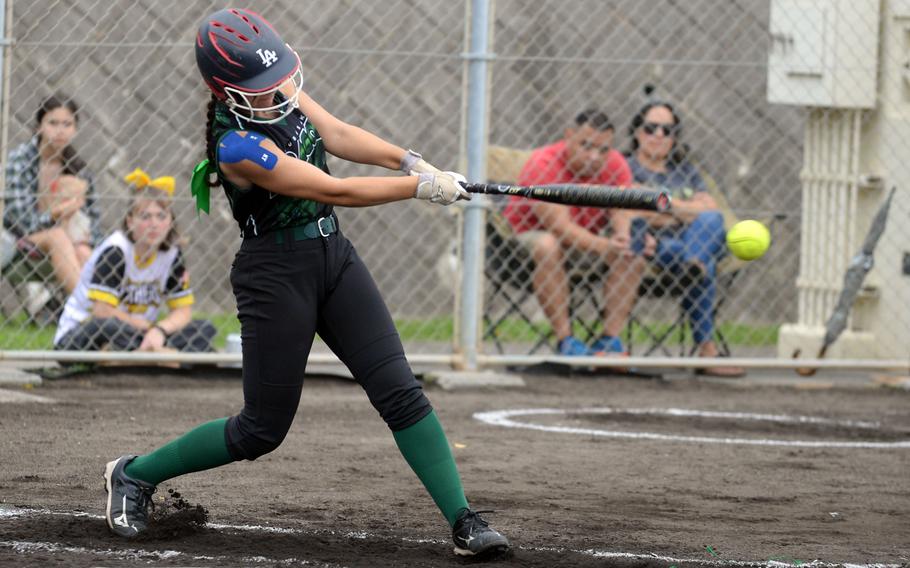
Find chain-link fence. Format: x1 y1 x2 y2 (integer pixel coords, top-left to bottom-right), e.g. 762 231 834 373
1 0 908 369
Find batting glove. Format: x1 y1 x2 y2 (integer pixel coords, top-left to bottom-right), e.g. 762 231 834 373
446 171 470 202
400 149 443 175
416 172 471 205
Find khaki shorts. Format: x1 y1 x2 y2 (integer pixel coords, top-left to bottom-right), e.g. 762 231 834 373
513 230 607 274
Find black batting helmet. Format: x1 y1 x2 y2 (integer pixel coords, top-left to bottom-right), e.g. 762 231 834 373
195 8 303 123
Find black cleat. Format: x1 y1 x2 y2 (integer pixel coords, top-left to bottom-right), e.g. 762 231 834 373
452 508 510 557
103 455 156 538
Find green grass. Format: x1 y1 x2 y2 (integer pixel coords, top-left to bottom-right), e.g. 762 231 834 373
0 313 57 350
199 314 458 348
485 317 780 347
0 311 779 351
632 320 779 347
205 313 240 349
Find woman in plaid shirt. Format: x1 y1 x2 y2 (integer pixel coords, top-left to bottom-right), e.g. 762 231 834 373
3 94 100 295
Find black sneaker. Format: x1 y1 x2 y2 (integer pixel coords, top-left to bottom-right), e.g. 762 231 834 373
103 455 156 538
452 508 510 557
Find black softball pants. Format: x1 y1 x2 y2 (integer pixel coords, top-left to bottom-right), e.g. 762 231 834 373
225 229 431 461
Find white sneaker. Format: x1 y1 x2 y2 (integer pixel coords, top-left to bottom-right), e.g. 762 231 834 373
0 228 16 269
24 282 52 317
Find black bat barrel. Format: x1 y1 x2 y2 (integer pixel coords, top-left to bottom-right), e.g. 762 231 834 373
462 183 671 211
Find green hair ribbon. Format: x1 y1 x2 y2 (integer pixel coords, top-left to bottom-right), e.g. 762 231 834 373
190 159 216 215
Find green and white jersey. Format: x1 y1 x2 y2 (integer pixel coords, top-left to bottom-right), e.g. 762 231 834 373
54 230 193 345
211 101 333 237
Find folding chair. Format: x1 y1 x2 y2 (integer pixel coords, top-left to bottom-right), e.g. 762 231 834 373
627 268 714 356
483 146 557 354
1 229 64 323
483 208 610 355
625 167 777 357
482 145 634 355
482 208 547 353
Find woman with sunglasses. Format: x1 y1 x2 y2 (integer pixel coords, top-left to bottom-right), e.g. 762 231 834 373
626 100 744 377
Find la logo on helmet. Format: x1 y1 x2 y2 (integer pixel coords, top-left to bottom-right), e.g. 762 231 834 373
257 48 278 67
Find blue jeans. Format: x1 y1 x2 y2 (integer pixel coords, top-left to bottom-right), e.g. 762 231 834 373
652 211 726 345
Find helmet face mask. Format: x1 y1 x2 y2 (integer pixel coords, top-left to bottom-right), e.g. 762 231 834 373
222 50 303 124
196 8 303 124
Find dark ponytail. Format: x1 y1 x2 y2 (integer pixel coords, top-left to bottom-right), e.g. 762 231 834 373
204 94 222 188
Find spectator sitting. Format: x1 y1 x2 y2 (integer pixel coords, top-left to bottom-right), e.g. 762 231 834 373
502 109 651 357
53 168 216 356
3 94 100 299
625 99 744 377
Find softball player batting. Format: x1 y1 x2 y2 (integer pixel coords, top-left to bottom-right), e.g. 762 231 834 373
102 7 509 558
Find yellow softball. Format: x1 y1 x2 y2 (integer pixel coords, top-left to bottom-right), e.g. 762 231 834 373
726 220 770 261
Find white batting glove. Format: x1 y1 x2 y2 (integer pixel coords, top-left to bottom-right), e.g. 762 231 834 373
445 171 469 197
446 171 470 202
416 172 471 205
400 149 443 175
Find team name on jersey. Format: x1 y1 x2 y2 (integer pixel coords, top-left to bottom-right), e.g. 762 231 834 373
122 278 165 313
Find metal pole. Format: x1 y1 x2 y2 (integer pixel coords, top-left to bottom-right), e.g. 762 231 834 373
0 350 457 366
0 350 904 374
475 354 910 372
0 0 10 210
460 0 493 370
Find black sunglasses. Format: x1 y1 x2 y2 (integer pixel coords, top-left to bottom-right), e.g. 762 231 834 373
641 122 678 137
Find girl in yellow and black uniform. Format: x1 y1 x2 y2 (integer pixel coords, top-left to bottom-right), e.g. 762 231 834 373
54 169 214 355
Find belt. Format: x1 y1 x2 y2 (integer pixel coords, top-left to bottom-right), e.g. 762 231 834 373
274 216 337 244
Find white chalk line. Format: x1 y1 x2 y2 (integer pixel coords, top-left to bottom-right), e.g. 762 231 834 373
0 506 904 568
0 539 331 566
472 407 910 448
0 506 339 567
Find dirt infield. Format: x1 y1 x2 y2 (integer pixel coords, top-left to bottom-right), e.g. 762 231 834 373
1 368 909 567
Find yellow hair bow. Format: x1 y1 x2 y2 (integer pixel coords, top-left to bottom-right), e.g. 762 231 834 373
124 167 175 196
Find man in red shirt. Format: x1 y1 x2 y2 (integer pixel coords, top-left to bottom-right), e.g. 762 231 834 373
503 109 653 356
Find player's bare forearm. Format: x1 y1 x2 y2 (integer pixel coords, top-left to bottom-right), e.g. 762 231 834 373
537 203 611 255
669 201 712 224
558 227 608 254
639 204 703 227
295 89 405 169
156 306 192 336
639 210 678 228
331 176 418 206
92 301 150 330
221 135 417 205
325 123 406 170
610 209 634 236
263 169 416 206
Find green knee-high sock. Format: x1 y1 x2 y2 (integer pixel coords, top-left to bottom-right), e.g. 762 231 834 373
393 410 469 527
124 417 234 486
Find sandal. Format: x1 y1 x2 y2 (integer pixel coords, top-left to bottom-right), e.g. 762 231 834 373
695 365 745 378
695 340 745 378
